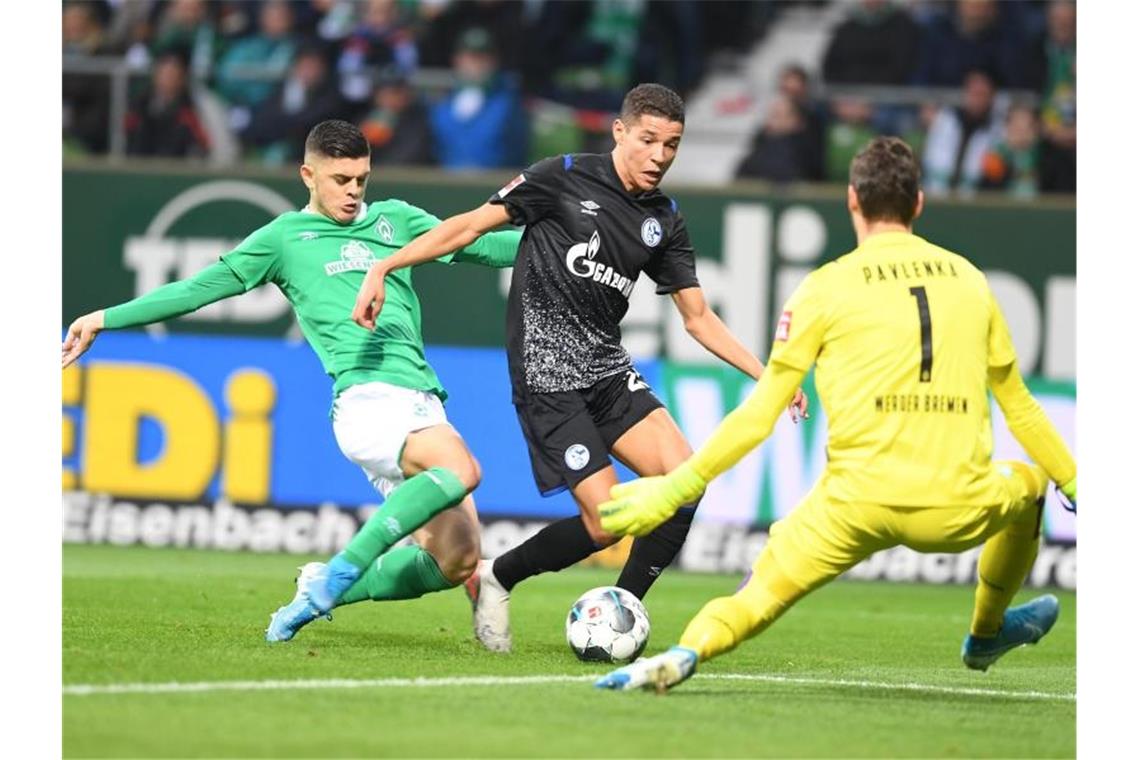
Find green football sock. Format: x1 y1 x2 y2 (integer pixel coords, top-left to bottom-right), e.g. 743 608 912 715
336 545 455 605
341 467 467 570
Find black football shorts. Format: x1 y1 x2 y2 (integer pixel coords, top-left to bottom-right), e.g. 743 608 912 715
513 368 665 496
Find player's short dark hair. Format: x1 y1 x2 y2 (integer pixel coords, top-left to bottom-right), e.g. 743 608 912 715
620 83 685 126
849 136 921 225
304 119 370 159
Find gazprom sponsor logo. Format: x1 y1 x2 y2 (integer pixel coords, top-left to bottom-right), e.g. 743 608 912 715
564 231 635 298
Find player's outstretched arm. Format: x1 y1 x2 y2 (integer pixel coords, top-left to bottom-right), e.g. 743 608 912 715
669 287 809 421
600 361 806 536
353 203 513 329
450 228 522 269
61 261 246 368
989 361 1077 498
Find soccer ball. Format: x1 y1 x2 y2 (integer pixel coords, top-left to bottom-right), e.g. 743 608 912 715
565 586 650 663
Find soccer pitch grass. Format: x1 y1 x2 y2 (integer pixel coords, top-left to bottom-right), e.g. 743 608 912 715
64 545 1075 758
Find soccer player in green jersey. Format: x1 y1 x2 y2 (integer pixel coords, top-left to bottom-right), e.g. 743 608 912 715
60 120 522 642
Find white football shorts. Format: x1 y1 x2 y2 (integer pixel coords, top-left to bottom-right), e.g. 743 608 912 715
331 381 449 498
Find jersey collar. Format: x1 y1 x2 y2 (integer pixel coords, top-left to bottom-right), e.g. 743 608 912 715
858 230 919 251
301 202 369 223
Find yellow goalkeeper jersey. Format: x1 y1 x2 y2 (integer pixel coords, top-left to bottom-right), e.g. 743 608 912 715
769 231 1018 508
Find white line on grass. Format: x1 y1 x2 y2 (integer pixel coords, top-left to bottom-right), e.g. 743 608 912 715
63 673 1075 702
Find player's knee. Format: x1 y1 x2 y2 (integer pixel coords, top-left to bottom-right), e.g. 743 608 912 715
1003 460 1048 501
582 516 619 548
448 455 481 494
438 542 481 585
468 455 483 491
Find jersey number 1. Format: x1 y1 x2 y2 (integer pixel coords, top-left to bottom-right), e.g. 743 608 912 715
909 286 933 382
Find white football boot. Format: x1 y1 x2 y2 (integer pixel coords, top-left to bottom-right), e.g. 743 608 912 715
594 646 698 693
464 558 512 653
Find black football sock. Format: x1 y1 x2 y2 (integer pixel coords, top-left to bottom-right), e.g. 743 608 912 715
616 504 698 599
492 516 600 592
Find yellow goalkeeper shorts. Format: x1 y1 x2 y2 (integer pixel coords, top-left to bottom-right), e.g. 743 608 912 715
757 460 1046 596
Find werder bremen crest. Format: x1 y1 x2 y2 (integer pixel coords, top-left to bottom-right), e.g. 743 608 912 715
324 239 377 275
376 215 395 244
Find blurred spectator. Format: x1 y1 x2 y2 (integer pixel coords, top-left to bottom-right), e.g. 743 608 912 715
214 0 298 111
1029 0 1076 193
697 0 780 56
289 0 355 41
824 97 876 182
359 67 434 166
980 104 1040 198
63 0 108 55
125 51 211 158
529 0 647 110
1022 0 1074 92
913 0 1023 88
151 0 218 80
922 69 1004 196
635 1 705 97
777 64 826 180
430 27 527 170
338 0 419 103
243 44 346 164
297 0 358 42
822 0 919 85
114 2 159 71
416 1 530 73
100 0 155 59
735 94 817 183
63 1 113 154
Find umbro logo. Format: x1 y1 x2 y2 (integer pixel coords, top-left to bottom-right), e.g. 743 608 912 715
579 200 600 216
299 231 319 241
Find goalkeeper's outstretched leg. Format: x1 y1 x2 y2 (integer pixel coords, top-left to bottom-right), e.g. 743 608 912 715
598 487 876 692
962 462 1060 671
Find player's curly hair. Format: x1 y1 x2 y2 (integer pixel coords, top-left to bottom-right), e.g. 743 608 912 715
850 137 921 224
621 83 685 125
304 119 370 159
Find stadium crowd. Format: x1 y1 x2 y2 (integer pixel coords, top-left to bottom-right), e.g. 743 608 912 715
63 0 1075 196
736 0 1075 196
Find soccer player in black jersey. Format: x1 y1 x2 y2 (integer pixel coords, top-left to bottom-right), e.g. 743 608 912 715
352 83 808 652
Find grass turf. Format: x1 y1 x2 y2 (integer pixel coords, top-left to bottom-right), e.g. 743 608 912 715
64 545 1075 758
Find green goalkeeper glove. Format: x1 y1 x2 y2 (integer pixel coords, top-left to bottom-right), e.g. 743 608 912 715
599 462 707 537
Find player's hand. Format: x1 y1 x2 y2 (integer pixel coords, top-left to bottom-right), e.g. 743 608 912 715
599 463 707 537
599 476 681 537
62 310 105 369
788 388 810 423
351 265 388 330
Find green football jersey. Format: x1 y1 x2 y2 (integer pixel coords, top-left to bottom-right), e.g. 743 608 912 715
220 199 520 400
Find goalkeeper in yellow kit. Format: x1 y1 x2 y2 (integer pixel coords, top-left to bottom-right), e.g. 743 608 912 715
595 136 1077 692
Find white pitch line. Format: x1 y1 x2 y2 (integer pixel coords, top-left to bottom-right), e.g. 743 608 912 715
63 673 1075 702
710 673 1074 702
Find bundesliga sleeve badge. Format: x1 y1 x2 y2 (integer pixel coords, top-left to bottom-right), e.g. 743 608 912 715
775 311 792 341
497 173 526 198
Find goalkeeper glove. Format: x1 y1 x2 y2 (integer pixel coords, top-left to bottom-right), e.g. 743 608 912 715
599 462 707 537
1057 477 1076 514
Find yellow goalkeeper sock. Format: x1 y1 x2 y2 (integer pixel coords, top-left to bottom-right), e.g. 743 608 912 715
679 562 802 660
679 596 754 660
970 462 1047 637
